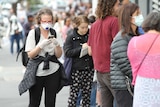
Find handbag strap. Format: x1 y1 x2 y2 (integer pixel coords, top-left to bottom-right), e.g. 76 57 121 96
136 34 159 71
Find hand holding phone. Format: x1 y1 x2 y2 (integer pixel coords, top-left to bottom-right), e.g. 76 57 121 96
52 38 59 46
48 36 54 39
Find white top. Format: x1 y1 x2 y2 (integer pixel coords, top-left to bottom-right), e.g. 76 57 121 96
133 76 160 107
53 21 64 47
8 14 23 36
25 29 60 76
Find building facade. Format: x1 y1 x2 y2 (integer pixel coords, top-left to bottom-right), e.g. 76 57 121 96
92 0 160 17
134 0 160 17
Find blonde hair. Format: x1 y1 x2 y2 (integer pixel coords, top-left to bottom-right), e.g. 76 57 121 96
74 15 89 27
35 8 54 25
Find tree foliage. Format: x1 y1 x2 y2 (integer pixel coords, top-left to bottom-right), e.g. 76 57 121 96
12 0 42 15
27 0 42 7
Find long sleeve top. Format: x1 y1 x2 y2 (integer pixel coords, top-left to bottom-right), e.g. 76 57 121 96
128 33 160 85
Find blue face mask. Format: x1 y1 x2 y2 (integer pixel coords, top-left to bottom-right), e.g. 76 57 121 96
133 14 144 27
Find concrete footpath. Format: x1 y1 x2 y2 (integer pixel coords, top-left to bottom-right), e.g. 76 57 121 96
0 38 69 107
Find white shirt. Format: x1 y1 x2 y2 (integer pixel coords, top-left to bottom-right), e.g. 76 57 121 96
8 14 23 35
25 29 59 76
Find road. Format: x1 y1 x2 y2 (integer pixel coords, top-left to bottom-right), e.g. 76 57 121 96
0 37 69 107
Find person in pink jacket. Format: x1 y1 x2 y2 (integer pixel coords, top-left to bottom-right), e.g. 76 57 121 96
128 11 160 107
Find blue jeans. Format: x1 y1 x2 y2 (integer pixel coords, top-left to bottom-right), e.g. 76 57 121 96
76 82 97 107
10 33 21 54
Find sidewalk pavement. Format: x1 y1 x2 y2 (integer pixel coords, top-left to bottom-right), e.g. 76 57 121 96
0 38 69 107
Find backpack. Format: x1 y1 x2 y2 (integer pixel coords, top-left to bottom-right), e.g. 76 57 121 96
16 27 56 66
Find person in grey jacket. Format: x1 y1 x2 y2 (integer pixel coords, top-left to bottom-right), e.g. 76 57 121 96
110 3 143 107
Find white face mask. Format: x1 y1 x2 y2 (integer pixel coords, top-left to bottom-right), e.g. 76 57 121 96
133 14 144 27
130 0 135 3
41 23 52 30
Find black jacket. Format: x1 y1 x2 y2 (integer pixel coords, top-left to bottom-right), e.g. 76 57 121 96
63 28 94 70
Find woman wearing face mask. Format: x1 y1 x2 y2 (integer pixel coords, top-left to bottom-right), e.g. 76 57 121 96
119 0 144 35
110 3 143 107
19 8 62 107
132 11 145 35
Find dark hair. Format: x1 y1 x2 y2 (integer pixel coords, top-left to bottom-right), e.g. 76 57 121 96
118 3 139 35
142 12 160 32
119 0 123 5
95 0 118 19
119 0 130 5
36 8 54 25
88 15 96 24
64 17 71 25
27 13 34 18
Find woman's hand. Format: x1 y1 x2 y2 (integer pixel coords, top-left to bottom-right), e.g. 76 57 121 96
82 43 88 49
51 38 60 46
37 39 52 49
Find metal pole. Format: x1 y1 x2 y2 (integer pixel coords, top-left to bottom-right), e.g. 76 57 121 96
147 0 150 14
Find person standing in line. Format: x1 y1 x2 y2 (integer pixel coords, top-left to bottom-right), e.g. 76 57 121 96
76 15 97 107
128 11 160 107
110 3 143 107
87 0 120 107
18 8 62 107
63 15 94 107
119 0 145 35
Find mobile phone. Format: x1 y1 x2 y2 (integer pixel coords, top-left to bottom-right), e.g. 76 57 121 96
48 36 54 39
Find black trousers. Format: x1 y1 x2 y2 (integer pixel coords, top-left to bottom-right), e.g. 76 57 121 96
28 71 60 107
115 90 133 107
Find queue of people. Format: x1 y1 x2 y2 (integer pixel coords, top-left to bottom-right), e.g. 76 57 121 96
16 0 160 107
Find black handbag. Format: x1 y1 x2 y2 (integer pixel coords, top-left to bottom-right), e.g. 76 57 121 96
16 47 29 67
21 51 29 66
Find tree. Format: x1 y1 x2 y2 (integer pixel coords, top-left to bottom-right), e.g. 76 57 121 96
12 0 22 15
12 0 42 15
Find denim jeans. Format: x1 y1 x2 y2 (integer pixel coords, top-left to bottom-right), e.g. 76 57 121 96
76 82 97 107
90 82 97 106
10 33 21 54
